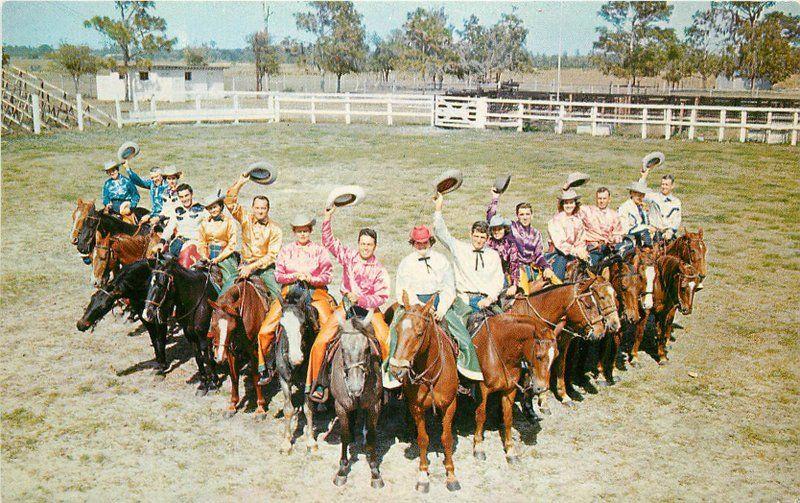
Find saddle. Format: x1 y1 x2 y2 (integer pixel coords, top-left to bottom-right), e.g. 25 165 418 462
466 308 500 338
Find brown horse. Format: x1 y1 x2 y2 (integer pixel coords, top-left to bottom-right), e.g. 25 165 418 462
92 229 160 286
388 292 460 493
471 313 557 464
70 199 95 248
627 246 661 367
208 279 270 418
648 255 699 364
667 228 708 289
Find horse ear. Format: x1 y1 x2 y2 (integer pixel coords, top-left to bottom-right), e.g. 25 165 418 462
601 267 610 281
423 294 436 313
587 269 596 279
402 290 411 310
698 227 703 238
680 226 687 236
579 276 597 293
208 300 221 311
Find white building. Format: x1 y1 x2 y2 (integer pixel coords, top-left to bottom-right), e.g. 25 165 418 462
96 63 228 102
715 74 772 91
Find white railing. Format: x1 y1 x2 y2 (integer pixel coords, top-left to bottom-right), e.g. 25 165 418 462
434 95 800 145
118 91 434 127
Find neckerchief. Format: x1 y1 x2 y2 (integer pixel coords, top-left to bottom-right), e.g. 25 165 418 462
473 249 485 271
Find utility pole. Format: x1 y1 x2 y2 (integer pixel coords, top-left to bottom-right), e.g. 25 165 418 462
556 0 563 102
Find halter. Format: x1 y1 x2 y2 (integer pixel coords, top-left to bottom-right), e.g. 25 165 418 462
145 268 211 325
395 310 446 390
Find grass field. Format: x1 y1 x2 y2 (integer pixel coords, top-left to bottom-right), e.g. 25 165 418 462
1 123 799 501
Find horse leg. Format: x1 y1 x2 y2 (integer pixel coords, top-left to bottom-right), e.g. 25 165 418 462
502 388 519 465
252 356 267 418
224 354 238 419
411 403 430 493
630 315 647 367
367 406 384 489
279 378 294 454
334 409 351 486
303 394 317 452
598 332 618 385
554 333 576 406
473 382 488 461
190 335 210 396
441 398 460 492
155 324 168 372
656 312 672 365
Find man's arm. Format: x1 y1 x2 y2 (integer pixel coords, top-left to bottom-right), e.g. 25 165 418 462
126 167 151 189
487 192 500 221
432 210 458 254
224 174 249 222
101 181 111 207
127 178 140 207
485 251 505 303
321 212 351 265
216 220 238 262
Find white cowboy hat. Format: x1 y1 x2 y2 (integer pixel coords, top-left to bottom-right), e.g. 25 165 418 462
148 166 163 177
202 190 225 208
493 174 511 194
558 188 581 200
627 180 651 194
488 214 511 228
162 165 182 177
433 169 463 195
641 151 665 173
103 160 121 171
290 213 317 228
563 172 590 191
326 185 366 209
117 141 140 162
247 161 277 185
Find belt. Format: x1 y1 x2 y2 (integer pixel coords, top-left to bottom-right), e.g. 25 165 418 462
464 291 486 297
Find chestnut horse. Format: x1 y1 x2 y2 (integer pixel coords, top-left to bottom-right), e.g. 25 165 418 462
75 203 147 256
471 313 557 464
388 292 460 493
70 199 95 250
667 228 708 290
92 230 160 286
208 279 270 418
646 255 699 364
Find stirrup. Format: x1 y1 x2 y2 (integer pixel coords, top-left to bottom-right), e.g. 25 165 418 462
309 386 329 403
257 369 274 386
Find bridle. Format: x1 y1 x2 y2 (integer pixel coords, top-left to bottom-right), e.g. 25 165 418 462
521 284 603 339
394 309 446 389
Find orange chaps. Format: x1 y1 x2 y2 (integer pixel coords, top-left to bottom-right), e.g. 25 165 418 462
256 286 336 371
306 305 390 389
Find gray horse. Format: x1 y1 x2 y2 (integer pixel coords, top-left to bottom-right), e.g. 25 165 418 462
330 311 385 489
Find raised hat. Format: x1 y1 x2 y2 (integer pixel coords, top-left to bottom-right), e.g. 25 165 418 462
409 225 433 243
290 213 317 228
247 161 277 185
162 165 182 177
627 180 651 194
563 172 590 191
117 141 140 162
202 190 225 208
558 188 581 200
493 174 511 194
103 160 120 171
433 169 463 195
641 151 665 173
326 185 366 209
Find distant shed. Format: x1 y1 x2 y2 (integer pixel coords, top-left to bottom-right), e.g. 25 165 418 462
96 62 228 102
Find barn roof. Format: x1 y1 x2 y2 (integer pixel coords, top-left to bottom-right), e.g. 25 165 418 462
110 62 230 71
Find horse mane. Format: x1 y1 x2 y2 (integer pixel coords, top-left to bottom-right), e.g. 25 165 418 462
283 283 319 334
527 282 574 296
99 212 140 235
114 260 152 294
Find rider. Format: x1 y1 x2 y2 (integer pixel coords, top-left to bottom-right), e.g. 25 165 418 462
547 188 590 280
198 191 239 293
486 214 521 297
389 224 483 383
159 165 184 221
487 189 558 294
101 161 140 213
118 201 138 226
618 180 657 249
155 183 207 267
307 206 391 402
224 173 283 300
639 168 681 242
579 186 624 265
127 164 168 226
433 192 504 316
256 214 336 386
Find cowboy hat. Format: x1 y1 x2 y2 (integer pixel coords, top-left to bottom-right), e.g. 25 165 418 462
627 180 651 194
162 165 182 177
433 169 463 195
488 214 511 228
202 190 225 209
563 172 590 191
290 213 317 228
409 225 433 243
558 188 581 201
103 160 121 171
641 151 665 173
117 141 140 162
326 185 366 209
246 161 277 185
493 174 511 194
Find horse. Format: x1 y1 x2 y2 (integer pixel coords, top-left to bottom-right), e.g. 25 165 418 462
92 230 161 287
142 255 219 395
646 255 699 364
274 283 319 454
388 292 460 493
207 278 271 419
76 260 170 373
75 204 148 256
71 199 95 250
667 228 708 289
330 312 385 489
470 312 557 464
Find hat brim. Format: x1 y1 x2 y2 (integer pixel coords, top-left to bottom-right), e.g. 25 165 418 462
327 185 365 208
203 198 225 208
434 169 464 195
247 162 277 185
117 142 140 162
104 162 121 171
493 174 511 194
564 172 590 190
291 218 317 229
641 151 665 172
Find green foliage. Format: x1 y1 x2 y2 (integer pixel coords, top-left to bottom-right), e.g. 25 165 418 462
369 30 404 83
455 12 532 83
183 45 210 66
400 7 455 89
47 44 114 93
661 32 693 88
248 31 281 91
685 8 724 88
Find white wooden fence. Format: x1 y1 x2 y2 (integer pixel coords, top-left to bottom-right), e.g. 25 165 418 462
434 95 800 145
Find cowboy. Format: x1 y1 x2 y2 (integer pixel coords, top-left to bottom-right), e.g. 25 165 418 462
256 214 336 386
198 191 239 294
639 169 681 242
433 192 504 316
618 180 656 248
224 173 283 300
155 183 207 267
487 214 521 297
548 188 590 280
127 164 168 225
159 165 184 220
487 190 558 294
101 161 140 213
579 186 624 265
307 205 390 402
388 224 483 383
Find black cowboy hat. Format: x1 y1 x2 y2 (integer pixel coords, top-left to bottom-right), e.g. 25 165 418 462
493 174 511 194
434 169 463 195
247 161 277 185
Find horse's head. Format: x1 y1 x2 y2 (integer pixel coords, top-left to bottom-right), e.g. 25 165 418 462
92 232 115 288
572 277 607 340
614 255 645 323
521 321 557 397
279 284 318 367
76 203 100 255
142 256 176 324
586 269 621 333
208 293 241 365
637 247 657 311
339 312 376 399
388 291 436 382
71 199 94 245
676 262 699 315
683 228 708 286
145 229 162 259
77 283 122 332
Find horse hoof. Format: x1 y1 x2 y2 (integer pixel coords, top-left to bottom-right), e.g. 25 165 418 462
152 373 166 382
280 443 293 455
596 379 612 388
473 450 486 461
195 387 208 397
415 482 430 493
333 475 347 487
223 410 236 419
506 455 520 465
446 480 461 492
562 399 577 408
307 443 318 453
658 359 669 366
371 477 385 489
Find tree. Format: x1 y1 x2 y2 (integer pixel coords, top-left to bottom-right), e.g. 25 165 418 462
84 1 176 101
401 7 455 90
660 33 693 89
295 1 367 93
685 8 723 88
47 44 114 94
485 13 532 83
590 1 674 88
370 30 404 83
248 31 281 91
184 45 210 66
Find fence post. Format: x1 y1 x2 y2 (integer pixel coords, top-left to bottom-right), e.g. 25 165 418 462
688 108 697 140
792 112 798 146
310 97 316 124
516 102 524 132
387 100 393 126
430 96 436 127
133 92 139 113
664 108 672 140
233 94 239 124
76 93 84 131
274 95 281 123
194 95 202 125
718 109 726 142
739 110 747 143
345 93 351 124
556 104 565 134
476 97 488 129
766 111 773 141
591 105 598 136
31 94 41 134
150 97 156 125
641 107 648 139
115 99 122 128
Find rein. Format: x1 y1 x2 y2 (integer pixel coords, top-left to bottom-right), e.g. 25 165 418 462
520 286 593 338
145 268 210 324
399 310 446 390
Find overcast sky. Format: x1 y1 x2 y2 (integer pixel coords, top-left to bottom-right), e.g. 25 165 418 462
3 1 799 55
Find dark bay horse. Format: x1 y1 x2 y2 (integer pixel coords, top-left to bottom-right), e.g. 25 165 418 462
76 204 148 256
92 230 161 287
76 260 170 373
667 228 708 290
208 279 270 418
470 313 557 464
142 256 219 395
648 255 699 364
388 292 460 493
330 313 385 489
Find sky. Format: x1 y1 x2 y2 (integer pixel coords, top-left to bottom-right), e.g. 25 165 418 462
2 1 799 55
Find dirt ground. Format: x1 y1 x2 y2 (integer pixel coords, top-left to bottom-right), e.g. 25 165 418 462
1 124 798 501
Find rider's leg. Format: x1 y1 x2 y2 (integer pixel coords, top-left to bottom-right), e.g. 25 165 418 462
310 289 336 328
307 306 344 396
444 300 483 381
256 298 283 385
551 251 569 280
370 311 390 359
255 266 283 300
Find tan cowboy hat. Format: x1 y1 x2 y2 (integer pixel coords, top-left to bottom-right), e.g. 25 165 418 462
103 160 121 171
326 185 366 209
290 213 317 228
162 165 182 177
641 151 665 173
493 174 511 194
247 161 277 185
627 180 651 194
117 141 140 162
202 190 225 208
563 172 590 191
488 214 511 228
558 188 581 200
434 169 463 194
